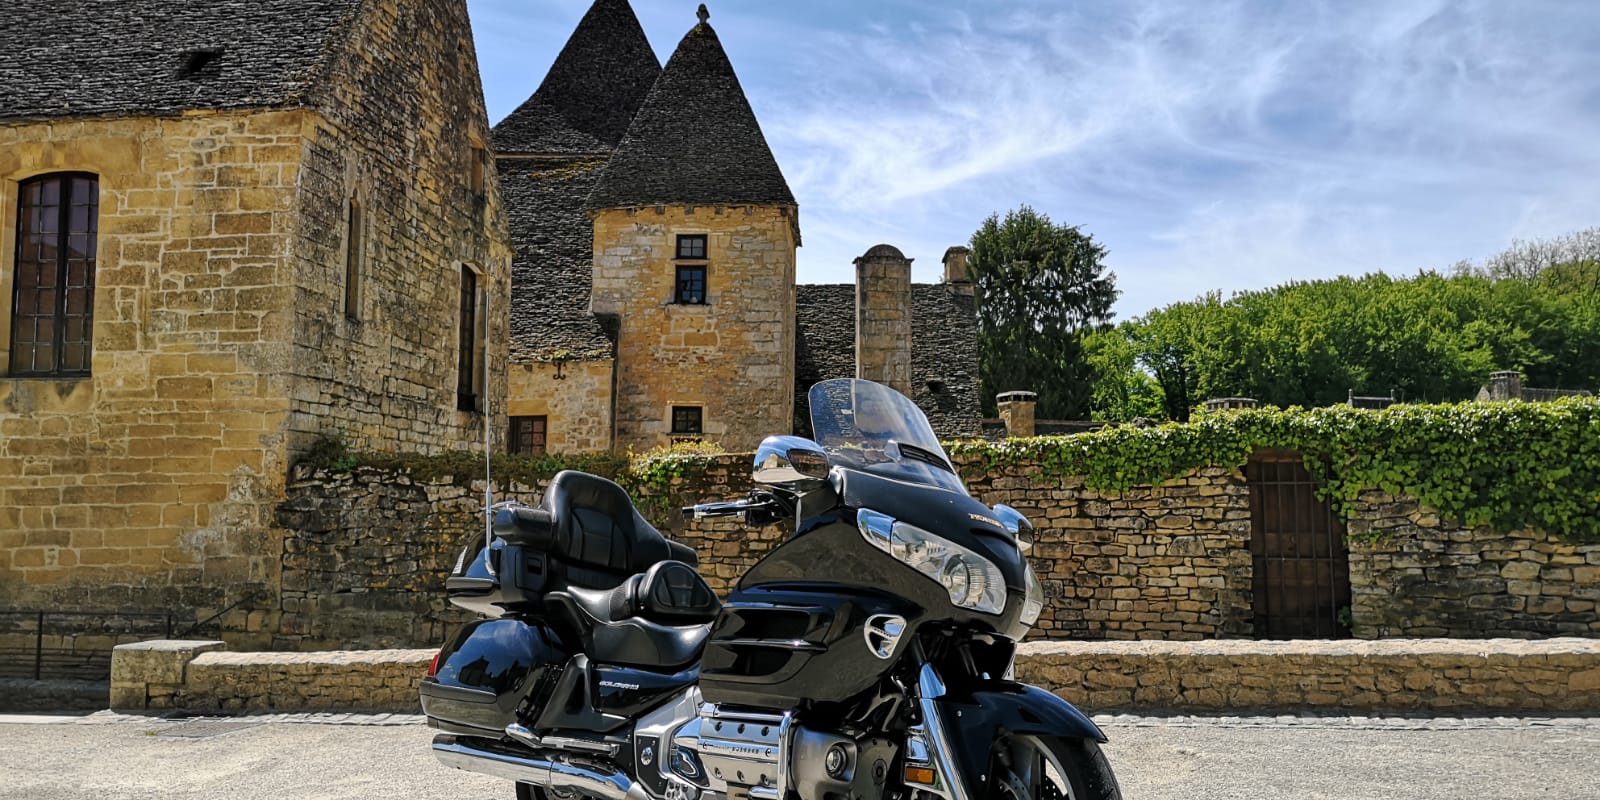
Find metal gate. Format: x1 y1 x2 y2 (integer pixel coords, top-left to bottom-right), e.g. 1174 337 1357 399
1247 450 1351 638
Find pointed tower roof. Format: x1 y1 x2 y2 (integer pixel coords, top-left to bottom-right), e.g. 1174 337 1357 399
587 5 796 209
491 0 661 155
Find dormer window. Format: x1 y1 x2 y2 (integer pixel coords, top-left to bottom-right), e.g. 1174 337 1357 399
179 49 224 79
673 234 707 305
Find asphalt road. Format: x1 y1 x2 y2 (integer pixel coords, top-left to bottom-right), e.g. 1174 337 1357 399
0 712 1596 800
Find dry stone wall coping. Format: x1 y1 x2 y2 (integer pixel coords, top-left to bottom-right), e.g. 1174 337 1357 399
111 639 1600 714
1016 637 1600 713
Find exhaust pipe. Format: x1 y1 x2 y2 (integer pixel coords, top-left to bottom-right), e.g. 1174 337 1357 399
433 735 632 800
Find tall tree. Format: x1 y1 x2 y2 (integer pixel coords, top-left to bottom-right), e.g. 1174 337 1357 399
967 207 1117 419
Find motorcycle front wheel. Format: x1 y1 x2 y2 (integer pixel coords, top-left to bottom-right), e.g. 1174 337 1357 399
992 734 1121 800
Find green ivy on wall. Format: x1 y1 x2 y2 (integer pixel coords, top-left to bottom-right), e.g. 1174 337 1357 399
949 398 1600 541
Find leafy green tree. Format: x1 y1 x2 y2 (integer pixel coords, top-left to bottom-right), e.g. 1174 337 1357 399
1082 325 1162 422
967 206 1117 419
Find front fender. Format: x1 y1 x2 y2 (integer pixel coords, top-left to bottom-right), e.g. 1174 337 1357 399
929 681 1106 789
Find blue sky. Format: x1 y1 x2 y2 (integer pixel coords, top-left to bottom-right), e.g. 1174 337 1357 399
467 0 1600 321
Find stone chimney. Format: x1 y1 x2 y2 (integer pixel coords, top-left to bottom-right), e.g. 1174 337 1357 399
855 244 913 395
1484 370 1525 402
941 246 973 296
997 391 1037 438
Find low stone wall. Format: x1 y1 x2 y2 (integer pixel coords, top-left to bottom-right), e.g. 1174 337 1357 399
1015 638 1600 713
113 638 1600 714
112 639 431 712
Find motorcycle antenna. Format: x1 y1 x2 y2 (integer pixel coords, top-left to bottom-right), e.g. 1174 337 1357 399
482 270 493 543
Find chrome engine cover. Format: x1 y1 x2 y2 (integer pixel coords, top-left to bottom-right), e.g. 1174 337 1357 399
672 704 791 800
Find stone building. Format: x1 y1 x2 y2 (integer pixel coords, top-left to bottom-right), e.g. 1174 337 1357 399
0 0 510 617
501 0 981 454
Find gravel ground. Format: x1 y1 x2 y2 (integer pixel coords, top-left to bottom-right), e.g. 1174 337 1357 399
0 712 1596 800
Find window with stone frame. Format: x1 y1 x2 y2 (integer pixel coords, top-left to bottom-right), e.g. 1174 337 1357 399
9 173 98 377
670 405 703 442
673 234 708 304
509 415 547 456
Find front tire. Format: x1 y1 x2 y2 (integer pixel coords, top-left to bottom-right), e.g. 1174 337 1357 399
992 734 1120 800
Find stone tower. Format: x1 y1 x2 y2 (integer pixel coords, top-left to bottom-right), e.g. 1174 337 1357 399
855 244 913 396
587 4 799 452
495 0 661 454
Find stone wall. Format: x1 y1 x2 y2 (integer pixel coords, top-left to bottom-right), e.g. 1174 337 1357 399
285 0 510 456
958 457 1255 640
112 639 431 712
507 359 614 454
591 205 797 452
0 0 510 626
1016 638 1600 713
59 446 1600 650
111 638 1600 714
1348 492 1600 639
0 110 308 614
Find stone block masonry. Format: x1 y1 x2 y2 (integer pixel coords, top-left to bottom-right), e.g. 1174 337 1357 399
0 0 509 632
1016 638 1600 713
263 450 1598 649
591 205 797 453
110 638 1600 714
956 458 1256 641
1348 492 1600 639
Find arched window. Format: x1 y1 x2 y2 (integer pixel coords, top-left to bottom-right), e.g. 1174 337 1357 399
10 173 98 376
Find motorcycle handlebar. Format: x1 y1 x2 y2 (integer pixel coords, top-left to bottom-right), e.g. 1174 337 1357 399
682 500 758 521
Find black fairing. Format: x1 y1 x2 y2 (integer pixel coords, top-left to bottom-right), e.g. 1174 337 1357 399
699 583 920 708
930 682 1107 785
734 513 1030 641
836 468 1032 596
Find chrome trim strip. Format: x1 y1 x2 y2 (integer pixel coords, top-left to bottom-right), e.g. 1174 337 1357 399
916 664 969 800
776 710 794 800
432 735 631 800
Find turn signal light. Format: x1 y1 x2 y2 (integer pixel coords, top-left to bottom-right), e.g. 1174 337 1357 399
904 766 937 786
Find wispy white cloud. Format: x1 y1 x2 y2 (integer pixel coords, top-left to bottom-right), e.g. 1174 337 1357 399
470 0 1600 317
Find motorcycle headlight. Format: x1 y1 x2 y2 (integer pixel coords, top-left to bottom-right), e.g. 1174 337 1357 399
1021 564 1044 628
857 509 1006 615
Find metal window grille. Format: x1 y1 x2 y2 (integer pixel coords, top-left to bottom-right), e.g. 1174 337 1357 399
10 173 97 376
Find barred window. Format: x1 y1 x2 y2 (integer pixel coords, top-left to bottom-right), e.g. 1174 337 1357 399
671 406 703 436
10 173 98 376
509 416 548 456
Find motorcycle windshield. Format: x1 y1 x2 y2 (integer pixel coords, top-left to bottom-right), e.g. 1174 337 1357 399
808 378 968 495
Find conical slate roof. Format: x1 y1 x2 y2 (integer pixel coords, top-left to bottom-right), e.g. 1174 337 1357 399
491 0 661 155
587 6 795 209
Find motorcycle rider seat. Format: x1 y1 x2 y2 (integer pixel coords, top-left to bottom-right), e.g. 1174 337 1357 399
550 561 721 669
500 470 699 589
565 560 721 627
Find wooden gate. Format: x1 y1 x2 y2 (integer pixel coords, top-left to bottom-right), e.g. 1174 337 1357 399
1247 450 1351 638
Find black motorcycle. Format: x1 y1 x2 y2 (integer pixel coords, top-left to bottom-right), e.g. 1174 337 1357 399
422 378 1121 800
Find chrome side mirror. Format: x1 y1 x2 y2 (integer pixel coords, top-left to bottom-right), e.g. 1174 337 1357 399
993 504 1034 553
752 435 830 490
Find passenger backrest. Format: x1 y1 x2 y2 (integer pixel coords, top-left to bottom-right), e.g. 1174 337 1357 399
541 471 696 588
635 560 721 624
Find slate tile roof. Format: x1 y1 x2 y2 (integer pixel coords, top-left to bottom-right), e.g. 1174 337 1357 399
587 11 795 210
0 0 362 121
490 0 660 155
500 158 615 363
794 284 982 440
